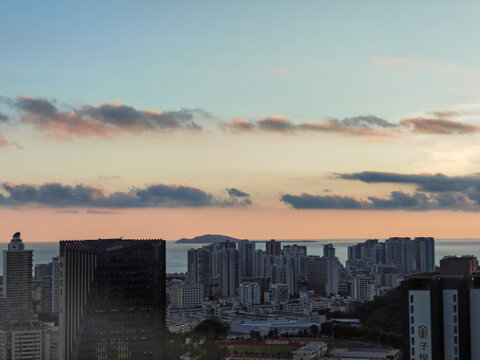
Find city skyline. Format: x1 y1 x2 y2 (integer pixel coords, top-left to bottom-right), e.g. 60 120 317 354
3 2 480 241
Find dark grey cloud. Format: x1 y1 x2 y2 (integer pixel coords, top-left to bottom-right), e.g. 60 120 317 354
281 191 475 211
257 116 296 132
281 193 366 209
340 115 397 128
5 95 206 138
225 187 251 206
222 115 397 136
0 112 8 122
337 171 480 193
77 103 202 130
16 96 58 118
226 188 250 197
0 182 252 208
282 170 480 211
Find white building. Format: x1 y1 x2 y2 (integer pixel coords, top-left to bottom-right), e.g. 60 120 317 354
231 315 326 337
292 341 327 360
0 311 47 360
170 284 203 308
270 283 289 304
328 348 400 359
351 274 376 301
239 282 260 306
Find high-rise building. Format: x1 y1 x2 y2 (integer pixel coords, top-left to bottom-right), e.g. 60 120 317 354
170 284 203 309
323 244 335 259
266 240 281 256
402 257 479 360
187 247 211 297
254 250 265 278
386 237 415 273
3 232 33 312
59 238 166 360
238 240 256 279
413 237 435 272
35 257 60 314
307 256 342 296
219 247 240 298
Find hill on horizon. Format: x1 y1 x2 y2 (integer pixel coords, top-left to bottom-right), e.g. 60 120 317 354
175 234 242 244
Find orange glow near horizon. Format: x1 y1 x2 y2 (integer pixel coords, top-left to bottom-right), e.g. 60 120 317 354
2 207 480 243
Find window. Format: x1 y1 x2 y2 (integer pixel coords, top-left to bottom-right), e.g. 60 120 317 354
411 305 414 313
410 295 414 303
454 315 457 323
453 304 457 312
453 294 457 302
411 316 414 324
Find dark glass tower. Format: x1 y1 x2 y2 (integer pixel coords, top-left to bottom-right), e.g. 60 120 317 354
59 238 166 360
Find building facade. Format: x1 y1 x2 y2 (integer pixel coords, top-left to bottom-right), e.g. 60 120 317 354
170 284 203 308
3 232 33 312
59 238 166 360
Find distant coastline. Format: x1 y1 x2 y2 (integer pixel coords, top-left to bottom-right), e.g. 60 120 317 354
175 234 317 244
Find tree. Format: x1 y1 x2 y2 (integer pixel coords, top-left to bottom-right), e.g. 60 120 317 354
250 330 262 342
192 316 229 341
310 324 319 338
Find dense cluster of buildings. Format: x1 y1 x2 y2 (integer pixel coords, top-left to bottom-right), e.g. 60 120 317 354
0 232 166 360
2 231 457 359
180 237 435 306
166 237 436 337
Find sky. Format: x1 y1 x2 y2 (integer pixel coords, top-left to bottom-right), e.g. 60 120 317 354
2 1 480 241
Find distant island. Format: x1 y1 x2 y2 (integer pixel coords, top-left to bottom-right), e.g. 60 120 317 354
176 234 241 244
175 234 316 244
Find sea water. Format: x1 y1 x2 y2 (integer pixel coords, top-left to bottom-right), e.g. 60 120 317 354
0 239 479 274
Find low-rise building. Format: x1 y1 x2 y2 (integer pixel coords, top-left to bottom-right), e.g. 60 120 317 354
328 347 401 360
0 311 47 360
170 283 203 308
292 341 327 360
239 282 261 306
231 315 326 336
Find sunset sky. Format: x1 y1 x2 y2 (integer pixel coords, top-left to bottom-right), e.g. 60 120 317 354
2 1 480 241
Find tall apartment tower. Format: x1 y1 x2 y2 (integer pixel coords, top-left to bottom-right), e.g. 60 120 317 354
219 247 240 297
323 244 336 259
413 237 435 271
307 255 341 296
3 232 33 311
266 240 281 256
386 237 415 273
238 240 256 279
35 256 60 314
59 238 166 360
187 247 211 297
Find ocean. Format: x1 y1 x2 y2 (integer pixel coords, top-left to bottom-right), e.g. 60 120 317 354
1 239 479 274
